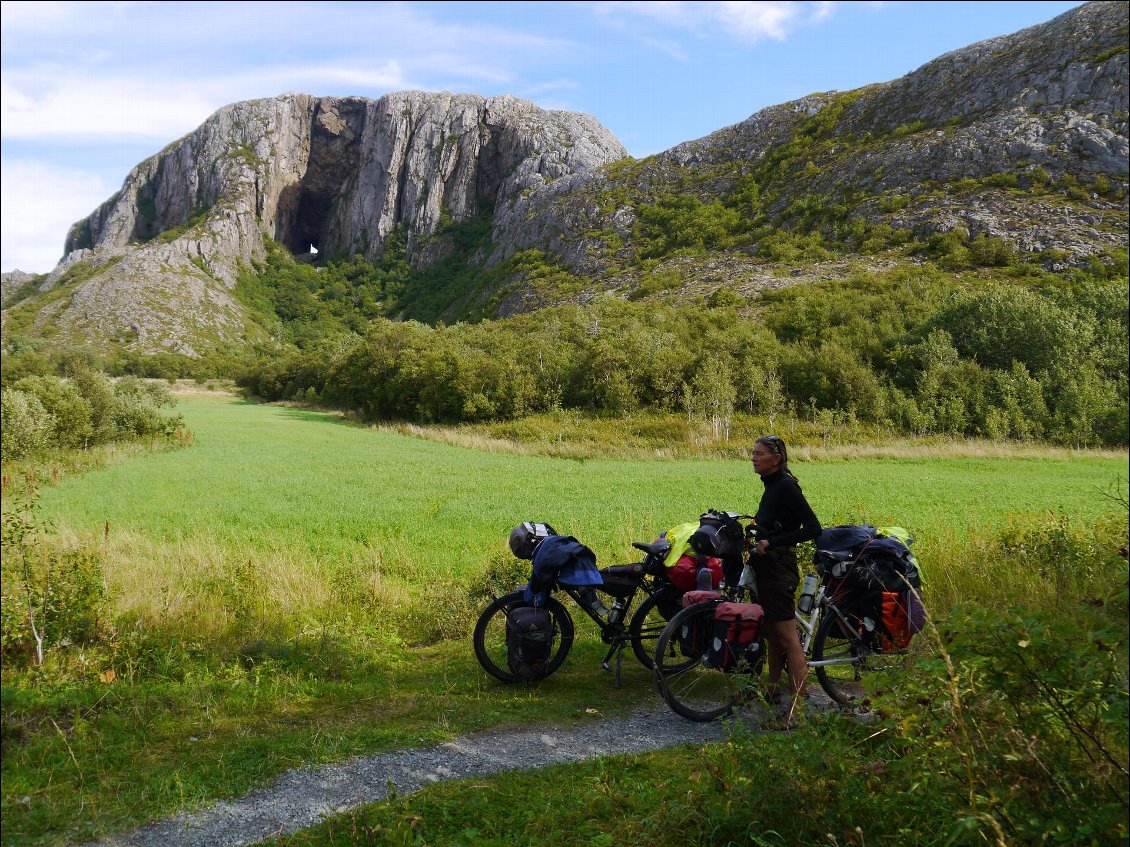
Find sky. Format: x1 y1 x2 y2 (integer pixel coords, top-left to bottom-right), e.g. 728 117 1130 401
0 0 1085 275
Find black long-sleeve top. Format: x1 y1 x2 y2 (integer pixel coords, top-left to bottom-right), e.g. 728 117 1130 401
755 469 822 550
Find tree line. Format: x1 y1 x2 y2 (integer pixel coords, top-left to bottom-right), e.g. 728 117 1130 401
237 268 1127 447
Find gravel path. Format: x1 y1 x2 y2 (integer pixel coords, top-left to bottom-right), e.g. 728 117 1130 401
75 697 771 847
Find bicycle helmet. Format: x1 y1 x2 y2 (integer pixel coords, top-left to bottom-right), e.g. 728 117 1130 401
508 521 557 560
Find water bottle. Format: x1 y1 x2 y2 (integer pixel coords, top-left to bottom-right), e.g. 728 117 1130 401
607 598 627 626
696 566 713 591
797 573 818 614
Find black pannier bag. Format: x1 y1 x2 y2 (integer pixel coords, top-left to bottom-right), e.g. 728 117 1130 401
696 510 747 585
677 608 713 659
506 606 555 680
704 602 763 671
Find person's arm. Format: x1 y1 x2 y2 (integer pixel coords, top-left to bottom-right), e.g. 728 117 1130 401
766 483 822 549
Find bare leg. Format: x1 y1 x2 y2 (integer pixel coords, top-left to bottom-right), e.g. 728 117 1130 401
764 634 785 704
766 619 808 721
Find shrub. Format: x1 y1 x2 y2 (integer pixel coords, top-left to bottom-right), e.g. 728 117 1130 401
0 388 52 459
870 602 1129 845
0 488 108 664
13 375 93 449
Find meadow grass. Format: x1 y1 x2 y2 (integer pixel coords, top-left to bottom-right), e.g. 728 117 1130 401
35 393 1127 578
2 392 1126 846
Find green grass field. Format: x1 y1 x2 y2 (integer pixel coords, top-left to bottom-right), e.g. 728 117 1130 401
37 391 1127 572
4 391 1127 847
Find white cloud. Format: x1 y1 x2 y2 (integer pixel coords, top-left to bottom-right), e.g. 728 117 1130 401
0 74 218 140
1 160 108 273
715 2 796 41
596 1 835 44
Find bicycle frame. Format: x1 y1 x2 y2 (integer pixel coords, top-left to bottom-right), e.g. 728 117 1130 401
797 585 875 670
558 574 673 687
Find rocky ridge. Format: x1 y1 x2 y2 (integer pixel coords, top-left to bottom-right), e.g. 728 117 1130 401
14 93 625 353
506 0 1127 279
4 1 1127 355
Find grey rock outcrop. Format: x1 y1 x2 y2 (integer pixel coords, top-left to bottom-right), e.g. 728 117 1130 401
5 1 1126 353
30 92 624 352
1 269 40 307
501 1 1127 276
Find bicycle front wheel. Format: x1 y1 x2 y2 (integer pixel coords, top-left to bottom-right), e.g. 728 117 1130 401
654 601 757 722
811 608 901 706
629 586 683 671
472 590 574 683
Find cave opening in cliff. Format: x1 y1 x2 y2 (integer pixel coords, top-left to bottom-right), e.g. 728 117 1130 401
275 102 366 260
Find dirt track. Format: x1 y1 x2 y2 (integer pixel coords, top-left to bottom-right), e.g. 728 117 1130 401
74 697 765 847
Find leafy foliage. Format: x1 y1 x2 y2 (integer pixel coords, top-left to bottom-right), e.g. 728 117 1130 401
1 370 184 460
234 268 1128 446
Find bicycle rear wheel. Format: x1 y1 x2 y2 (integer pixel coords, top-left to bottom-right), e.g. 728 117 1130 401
473 590 574 683
811 608 901 706
654 601 759 722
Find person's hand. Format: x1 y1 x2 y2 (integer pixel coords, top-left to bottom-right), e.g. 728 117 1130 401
755 539 770 555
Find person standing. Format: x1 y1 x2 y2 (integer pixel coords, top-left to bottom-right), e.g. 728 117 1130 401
750 434 822 729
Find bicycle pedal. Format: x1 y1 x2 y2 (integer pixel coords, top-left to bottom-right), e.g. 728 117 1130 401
601 661 612 671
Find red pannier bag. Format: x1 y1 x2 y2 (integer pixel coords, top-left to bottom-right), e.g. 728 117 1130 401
681 589 722 608
667 554 723 592
706 602 764 671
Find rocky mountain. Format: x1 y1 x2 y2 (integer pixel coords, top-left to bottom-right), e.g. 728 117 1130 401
3 0 1126 356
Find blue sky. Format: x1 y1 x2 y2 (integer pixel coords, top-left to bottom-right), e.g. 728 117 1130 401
1 0 1084 274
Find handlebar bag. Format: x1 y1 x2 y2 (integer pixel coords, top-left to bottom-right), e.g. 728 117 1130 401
506 606 556 680
706 602 764 671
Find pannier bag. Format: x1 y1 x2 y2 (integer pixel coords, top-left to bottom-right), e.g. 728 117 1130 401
681 589 722 608
677 606 716 658
506 606 556 680
669 591 720 648
906 589 927 634
667 553 724 592
705 602 764 671
879 591 912 652
850 591 913 653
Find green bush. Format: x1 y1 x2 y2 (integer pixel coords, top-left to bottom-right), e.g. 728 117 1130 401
0 388 52 459
1 489 108 664
869 602 1128 845
13 375 94 449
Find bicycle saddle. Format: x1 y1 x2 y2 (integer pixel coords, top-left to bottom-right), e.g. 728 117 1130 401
632 540 671 558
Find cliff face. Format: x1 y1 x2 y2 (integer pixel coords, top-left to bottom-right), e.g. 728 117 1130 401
497 0 1127 280
5 1 1127 354
31 92 625 353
